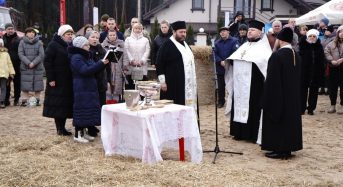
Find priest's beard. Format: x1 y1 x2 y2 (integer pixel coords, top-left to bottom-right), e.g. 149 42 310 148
175 34 186 43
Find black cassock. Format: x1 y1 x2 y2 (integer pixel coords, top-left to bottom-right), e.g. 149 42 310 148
156 39 186 105
230 63 264 142
262 48 303 152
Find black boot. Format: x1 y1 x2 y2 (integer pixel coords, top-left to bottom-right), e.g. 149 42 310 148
55 118 72 136
87 126 98 137
36 98 41 106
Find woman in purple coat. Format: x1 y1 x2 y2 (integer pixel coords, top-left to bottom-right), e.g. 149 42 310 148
68 36 109 143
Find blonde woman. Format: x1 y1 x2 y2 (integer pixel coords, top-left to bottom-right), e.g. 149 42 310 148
124 23 150 89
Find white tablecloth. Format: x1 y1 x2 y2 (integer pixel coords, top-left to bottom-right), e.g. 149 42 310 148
101 103 203 164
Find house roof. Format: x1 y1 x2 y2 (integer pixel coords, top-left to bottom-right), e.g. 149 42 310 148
142 0 178 21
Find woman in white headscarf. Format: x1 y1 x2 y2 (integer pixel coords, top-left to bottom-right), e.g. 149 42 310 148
299 29 325 115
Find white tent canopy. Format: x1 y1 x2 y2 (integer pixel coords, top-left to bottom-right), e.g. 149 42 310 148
296 0 343 25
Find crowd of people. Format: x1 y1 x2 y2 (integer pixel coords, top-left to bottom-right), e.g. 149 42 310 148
0 11 342 160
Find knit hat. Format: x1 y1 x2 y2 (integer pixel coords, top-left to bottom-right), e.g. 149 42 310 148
277 27 293 43
320 17 329 26
306 29 319 38
5 23 14 29
57 24 74 36
72 36 89 48
25 27 37 35
336 25 343 33
238 24 248 31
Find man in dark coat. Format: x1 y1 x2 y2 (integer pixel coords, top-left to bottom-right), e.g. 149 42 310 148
156 21 197 108
226 20 272 142
261 27 303 159
3 23 21 106
43 25 74 136
214 26 239 108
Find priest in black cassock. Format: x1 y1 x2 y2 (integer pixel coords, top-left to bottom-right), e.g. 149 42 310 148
156 21 197 108
261 27 303 159
225 20 272 142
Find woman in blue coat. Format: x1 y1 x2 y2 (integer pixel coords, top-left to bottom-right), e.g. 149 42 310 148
68 36 109 143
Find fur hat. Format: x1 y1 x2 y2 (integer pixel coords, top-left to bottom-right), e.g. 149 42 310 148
306 29 319 38
5 23 14 29
72 36 89 48
58 24 74 36
277 27 293 43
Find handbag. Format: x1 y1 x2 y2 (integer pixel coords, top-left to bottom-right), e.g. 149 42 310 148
131 66 144 81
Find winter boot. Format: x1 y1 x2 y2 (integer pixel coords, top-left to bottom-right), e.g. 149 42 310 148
74 128 89 143
0 101 5 108
36 98 41 106
328 105 336 113
337 105 343 114
20 100 28 107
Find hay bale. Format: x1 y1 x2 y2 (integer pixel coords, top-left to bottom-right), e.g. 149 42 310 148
191 46 215 105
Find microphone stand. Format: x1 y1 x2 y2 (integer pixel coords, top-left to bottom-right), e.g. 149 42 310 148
203 47 242 164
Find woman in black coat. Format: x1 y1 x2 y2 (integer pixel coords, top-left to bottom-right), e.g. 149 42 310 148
43 25 74 136
299 29 325 115
85 30 107 136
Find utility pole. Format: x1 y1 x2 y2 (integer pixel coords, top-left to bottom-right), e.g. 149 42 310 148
137 0 141 21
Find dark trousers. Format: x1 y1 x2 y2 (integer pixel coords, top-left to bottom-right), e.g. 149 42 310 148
5 72 21 103
329 69 343 105
99 91 106 107
217 74 225 105
54 118 66 130
302 85 319 112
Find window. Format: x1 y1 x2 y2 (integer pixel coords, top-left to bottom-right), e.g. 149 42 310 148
261 0 273 11
192 0 204 12
234 0 251 18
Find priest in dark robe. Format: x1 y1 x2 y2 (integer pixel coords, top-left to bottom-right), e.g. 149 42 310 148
261 27 303 159
156 21 197 108
225 20 272 142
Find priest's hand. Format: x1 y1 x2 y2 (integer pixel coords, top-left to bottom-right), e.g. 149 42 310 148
220 61 225 67
337 58 343 65
161 83 167 92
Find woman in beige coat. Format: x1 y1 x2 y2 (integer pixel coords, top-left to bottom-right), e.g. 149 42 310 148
324 25 343 114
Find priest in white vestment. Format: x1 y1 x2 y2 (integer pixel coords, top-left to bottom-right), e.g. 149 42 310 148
225 20 272 142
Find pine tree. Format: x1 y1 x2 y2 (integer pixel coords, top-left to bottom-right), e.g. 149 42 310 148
186 25 195 45
150 17 159 40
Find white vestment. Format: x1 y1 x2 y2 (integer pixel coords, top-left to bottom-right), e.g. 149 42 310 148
224 35 272 140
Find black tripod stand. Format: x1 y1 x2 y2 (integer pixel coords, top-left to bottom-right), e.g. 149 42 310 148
203 48 242 164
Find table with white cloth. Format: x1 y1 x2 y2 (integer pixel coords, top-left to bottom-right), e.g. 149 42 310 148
101 103 203 164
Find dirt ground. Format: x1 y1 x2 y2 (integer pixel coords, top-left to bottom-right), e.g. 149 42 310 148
0 94 342 186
